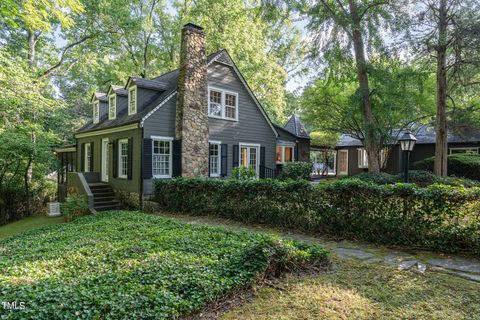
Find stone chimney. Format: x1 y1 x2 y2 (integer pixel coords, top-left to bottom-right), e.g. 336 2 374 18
175 23 209 177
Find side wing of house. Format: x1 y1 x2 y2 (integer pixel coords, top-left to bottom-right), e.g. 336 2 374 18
207 54 278 178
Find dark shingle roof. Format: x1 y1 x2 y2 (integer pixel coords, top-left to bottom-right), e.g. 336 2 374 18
284 114 310 139
129 77 169 91
336 125 480 148
94 92 108 102
76 49 271 135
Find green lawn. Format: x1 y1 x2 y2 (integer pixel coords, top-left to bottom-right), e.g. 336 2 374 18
0 215 65 240
0 211 327 319
223 257 480 320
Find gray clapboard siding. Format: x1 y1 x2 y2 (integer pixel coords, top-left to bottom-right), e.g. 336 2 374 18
141 60 277 195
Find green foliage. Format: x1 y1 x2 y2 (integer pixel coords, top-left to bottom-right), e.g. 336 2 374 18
231 166 257 180
279 162 312 180
413 154 480 181
155 178 480 254
309 131 339 148
60 195 89 222
0 211 328 319
351 170 480 188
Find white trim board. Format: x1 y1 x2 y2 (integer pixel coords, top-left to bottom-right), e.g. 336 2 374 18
75 123 139 138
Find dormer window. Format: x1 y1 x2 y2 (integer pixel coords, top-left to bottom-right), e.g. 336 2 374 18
93 100 99 124
208 87 238 121
128 86 137 115
108 94 116 120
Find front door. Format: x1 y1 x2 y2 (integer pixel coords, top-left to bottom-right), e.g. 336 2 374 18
101 138 109 182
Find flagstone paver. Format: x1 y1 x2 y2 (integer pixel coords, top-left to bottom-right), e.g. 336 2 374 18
159 213 480 283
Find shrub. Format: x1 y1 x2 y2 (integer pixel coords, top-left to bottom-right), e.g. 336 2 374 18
352 170 480 187
413 153 480 180
154 178 480 254
231 166 257 180
60 195 90 222
0 211 328 319
279 162 312 180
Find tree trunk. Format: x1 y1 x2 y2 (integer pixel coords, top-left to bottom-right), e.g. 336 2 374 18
434 0 448 176
348 0 380 172
27 30 36 69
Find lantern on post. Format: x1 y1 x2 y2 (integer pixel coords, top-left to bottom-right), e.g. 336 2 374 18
398 131 417 183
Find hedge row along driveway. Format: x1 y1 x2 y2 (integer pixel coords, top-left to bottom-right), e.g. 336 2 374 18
0 211 327 319
154 178 480 255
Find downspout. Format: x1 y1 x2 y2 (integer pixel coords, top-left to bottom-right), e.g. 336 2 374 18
139 126 144 210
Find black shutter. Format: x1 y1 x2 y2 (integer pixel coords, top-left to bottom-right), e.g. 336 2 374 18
90 142 94 172
113 139 118 178
142 138 153 179
80 143 85 172
208 143 211 177
221 144 228 177
127 138 133 180
233 144 239 167
172 139 182 177
294 145 299 161
260 146 266 178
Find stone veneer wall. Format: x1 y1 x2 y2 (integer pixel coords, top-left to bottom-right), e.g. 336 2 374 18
175 24 209 177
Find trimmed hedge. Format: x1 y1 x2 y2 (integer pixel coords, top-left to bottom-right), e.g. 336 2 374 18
155 178 480 254
279 162 312 180
413 153 480 180
351 170 480 187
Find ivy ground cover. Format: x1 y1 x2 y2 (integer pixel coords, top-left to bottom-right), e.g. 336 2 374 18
0 211 327 319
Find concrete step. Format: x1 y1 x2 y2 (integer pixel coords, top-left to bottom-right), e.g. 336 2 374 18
94 204 124 211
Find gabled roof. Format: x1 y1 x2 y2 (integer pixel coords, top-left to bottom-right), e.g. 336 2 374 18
284 114 310 139
76 49 278 137
336 125 480 148
90 92 108 102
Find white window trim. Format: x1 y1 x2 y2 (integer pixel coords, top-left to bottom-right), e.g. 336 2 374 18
118 139 128 179
209 141 222 177
108 94 116 120
128 86 137 115
239 143 260 177
84 143 91 173
449 147 479 154
93 100 99 124
276 144 295 164
208 86 239 121
338 149 348 176
357 148 368 169
152 137 173 179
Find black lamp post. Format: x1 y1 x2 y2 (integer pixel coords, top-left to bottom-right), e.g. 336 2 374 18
399 131 417 183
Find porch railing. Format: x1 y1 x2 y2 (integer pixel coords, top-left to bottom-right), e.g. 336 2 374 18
260 165 279 179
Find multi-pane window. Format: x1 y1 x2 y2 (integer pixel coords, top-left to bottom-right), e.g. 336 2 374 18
225 93 236 119
209 143 221 177
128 87 136 115
208 87 238 120
240 144 259 176
109 95 116 120
118 139 128 178
153 140 171 178
84 143 91 172
357 148 368 168
93 101 99 124
276 145 294 164
209 90 222 117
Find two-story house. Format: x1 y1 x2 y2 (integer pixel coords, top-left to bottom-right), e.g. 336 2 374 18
55 23 310 211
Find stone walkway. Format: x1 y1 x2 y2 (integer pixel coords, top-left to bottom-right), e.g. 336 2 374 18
159 213 480 283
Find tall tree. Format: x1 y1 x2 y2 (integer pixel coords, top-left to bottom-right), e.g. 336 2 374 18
409 0 480 176
301 0 407 172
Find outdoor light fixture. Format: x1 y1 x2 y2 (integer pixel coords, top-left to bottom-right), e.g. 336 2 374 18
398 131 417 183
